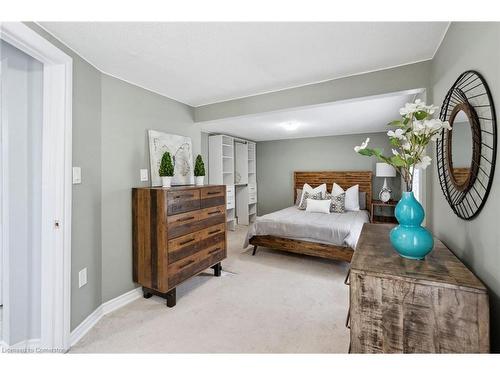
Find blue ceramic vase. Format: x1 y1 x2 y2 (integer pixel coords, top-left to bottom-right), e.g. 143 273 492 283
390 191 434 260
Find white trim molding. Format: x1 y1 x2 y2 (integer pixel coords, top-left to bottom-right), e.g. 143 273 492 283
70 287 142 348
0 22 73 351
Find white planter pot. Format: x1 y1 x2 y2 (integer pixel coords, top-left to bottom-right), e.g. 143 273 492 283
195 176 205 186
161 176 172 188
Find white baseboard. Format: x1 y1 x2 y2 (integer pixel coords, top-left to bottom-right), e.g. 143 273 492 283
69 305 103 347
102 287 142 315
70 287 142 347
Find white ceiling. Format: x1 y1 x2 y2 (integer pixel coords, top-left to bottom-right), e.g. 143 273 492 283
39 22 448 107
199 89 423 141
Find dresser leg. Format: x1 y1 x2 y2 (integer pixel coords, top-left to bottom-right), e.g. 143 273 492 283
142 287 153 299
166 288 176 307
252 245 258 256
212 262 222 277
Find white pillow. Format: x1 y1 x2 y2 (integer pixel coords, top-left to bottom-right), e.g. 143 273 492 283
305 199 331 214
332 183 360 211
298 183 326 208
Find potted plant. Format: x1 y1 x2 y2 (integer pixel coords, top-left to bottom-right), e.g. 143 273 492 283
159 151 174 187
194 154 206 186
354 99 451 260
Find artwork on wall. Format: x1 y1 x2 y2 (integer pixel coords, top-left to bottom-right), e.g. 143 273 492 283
148 130 193 186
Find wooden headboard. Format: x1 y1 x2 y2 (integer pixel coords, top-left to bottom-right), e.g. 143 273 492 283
294 171 373 209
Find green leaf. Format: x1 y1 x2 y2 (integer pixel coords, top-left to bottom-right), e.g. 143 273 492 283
414 111 428 121
403 117 410 125
390 155 406 167
357 149 373 156
387 120 402 127
390 138 400 147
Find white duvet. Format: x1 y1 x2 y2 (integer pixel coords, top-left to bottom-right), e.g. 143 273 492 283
244 206 369 250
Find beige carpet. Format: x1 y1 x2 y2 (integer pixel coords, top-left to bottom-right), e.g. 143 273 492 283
71 226 350 353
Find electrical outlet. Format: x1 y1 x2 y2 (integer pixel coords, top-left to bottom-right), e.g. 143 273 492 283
140 169 149 182
78 268 87 288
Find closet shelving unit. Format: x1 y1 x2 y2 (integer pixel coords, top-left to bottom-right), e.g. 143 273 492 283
247 141 257 224
209 135 236 230
209 134 257 228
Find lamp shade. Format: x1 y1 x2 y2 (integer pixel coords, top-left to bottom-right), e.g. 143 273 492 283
376 162 396 177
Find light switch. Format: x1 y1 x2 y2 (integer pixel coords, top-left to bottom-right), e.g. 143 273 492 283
72 167 82 184
78 268 87 288
140 169 149 182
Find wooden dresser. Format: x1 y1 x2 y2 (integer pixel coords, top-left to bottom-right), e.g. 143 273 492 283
348 224 489 353
132 185 227 307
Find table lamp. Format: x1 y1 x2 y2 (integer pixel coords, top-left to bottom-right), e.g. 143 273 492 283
376 162 396 202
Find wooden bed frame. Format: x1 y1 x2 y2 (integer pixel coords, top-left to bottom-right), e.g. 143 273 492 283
249 171 373 263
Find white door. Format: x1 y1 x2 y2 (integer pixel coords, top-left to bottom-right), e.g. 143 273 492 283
0 40 44 346
0 58 5 308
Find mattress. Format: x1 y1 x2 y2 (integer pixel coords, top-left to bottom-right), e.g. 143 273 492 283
244 206 370 249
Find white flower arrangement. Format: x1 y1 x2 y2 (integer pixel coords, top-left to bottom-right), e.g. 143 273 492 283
354 99 451 192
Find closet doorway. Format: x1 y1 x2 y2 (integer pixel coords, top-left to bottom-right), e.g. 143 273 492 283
0 22 72 351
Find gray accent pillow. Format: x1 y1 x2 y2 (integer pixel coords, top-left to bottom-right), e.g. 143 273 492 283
359 192 366 210
298 191 323 210
325 192 346 213
295 189 302 206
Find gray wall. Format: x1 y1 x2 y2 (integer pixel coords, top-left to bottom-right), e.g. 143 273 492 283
100 75 197 302
26 23 198 330
257 132 400 215
429 22 500 352
25 23 103 331
195 61 431 122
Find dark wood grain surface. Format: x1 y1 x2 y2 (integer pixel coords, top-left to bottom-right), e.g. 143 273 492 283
294 171 372 209
132 185 227 304
352 223 486 292
349 223 489 353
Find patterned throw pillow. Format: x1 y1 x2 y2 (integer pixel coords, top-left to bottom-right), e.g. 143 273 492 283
298 191 323 210
325 192 346 213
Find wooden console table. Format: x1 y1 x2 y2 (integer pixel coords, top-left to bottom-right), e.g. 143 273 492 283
348 223 489 353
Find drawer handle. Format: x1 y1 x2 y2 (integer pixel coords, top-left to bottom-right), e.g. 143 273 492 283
207 191 220 195
178 216 195 222
179 238 195 246
208 229 220 235
208 210 220 215
208 247 221 255
180 259 195 269
174 194 193 199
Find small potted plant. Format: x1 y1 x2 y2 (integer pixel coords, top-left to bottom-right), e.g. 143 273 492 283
194 154 206 186
159 151 174 187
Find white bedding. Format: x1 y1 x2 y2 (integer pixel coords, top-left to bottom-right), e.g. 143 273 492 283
244 206 369 249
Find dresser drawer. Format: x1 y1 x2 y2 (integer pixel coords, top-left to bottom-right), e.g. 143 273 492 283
168 241 226 287
168 205 225 239
167 189 200 215
200 186 225 208
168 223 226 263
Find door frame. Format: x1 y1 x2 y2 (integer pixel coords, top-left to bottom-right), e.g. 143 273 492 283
0 22 72 351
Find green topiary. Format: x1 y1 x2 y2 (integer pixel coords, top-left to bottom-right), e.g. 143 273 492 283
159 151 174 177
194 154 205 177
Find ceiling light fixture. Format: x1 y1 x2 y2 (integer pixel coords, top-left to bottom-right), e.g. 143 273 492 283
281 121 300 131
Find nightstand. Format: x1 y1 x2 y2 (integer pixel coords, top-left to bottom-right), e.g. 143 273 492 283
371 200 398 224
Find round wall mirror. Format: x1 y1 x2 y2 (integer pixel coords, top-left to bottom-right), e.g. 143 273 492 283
437 70 497 220
445 103 480 191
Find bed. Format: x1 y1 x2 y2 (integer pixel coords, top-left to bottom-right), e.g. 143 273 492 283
245 171 372 262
